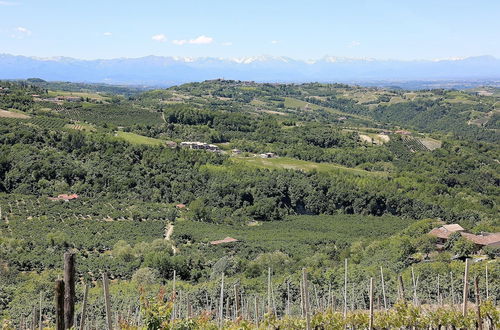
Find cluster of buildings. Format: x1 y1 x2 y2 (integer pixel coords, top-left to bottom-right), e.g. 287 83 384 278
34 95 82 103
429 224 500 249
180 141 220 152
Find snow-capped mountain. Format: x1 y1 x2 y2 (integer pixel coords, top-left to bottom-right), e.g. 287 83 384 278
0 54 498 86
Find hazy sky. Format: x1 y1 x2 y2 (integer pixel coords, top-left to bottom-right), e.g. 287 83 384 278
1 0 499 60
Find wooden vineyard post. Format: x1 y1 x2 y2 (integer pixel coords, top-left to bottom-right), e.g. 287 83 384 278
398 275 405 301
234 283 241 319
63 252 75 329
187 294 193 319
450 271 455 305
343 258 348 318
254 296 259 327
55 279 65 330
302 268 311 330
102 273 113 330
32 306 36 330
79 282 89 330
485 264 489 300
411 267 418 305
286 279 291 316
369 278 374 330
380 266 387 309
39 291 43 330
474 276 483 330
437 274 441 305
299 279 304 317
462 258 469 317
171 270 177 322
267 267 272 313
219 273 224 327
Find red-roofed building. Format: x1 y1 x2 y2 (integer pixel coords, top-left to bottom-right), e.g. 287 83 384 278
429 224 500 248
210 237 238 245
428 224 464 243
461 232 500 247
176 203 186 209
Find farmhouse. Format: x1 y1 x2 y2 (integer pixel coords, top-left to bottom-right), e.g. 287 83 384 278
428 224 500 248
461 232 500 248
210 237 238 245
176 203 186 209
428 224 465 244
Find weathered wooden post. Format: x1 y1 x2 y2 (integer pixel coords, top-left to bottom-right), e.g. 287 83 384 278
302 268 311 330
343 258 348 318
398 275 405 301
219 273 224 327
411 267 418 305
485 263 489 300
450 271 455 305
267 267 272 313
55 279 65 330
234 283 241 319
171 269 177 322
38 291 43 330
380 266 387 309
63 252 75 329
369 278 374 330
437 274 440 305
79 282 89 330
299 279 304 317
286 279 291 316
254 295 259 327
31 306 36 330
462 258 469 317
102 273 113 330
187 294 193 318
474 276 483 330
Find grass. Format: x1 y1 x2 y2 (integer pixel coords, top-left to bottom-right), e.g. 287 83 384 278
0 109 30 119
231 156 388 177
174 214 413 257
115 131 168 146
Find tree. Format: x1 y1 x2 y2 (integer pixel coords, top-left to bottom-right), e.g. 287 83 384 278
414 234 437 259
452 237 477 258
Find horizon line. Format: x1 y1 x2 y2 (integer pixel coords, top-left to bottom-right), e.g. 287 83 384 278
1 53 498 63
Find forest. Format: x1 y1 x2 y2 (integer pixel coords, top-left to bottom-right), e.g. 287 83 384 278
0 79 498 328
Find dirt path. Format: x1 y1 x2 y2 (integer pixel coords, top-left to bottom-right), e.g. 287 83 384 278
165 222 174 240
164 222 178 255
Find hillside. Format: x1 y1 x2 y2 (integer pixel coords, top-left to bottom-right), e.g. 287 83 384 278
0 79 499 328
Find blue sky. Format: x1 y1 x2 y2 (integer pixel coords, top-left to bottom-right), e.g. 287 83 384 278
0 0 499 60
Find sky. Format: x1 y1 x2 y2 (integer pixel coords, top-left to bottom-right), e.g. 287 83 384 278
0 0 499 60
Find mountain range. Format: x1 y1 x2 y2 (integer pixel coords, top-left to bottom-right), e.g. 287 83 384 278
0 54 499 86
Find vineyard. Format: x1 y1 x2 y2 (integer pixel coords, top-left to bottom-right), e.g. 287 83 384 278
2 254 498 329
53 104 163 127
401 136 429 152
0 116 67 130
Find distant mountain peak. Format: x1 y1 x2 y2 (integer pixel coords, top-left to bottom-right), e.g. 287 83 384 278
0 53 498 85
